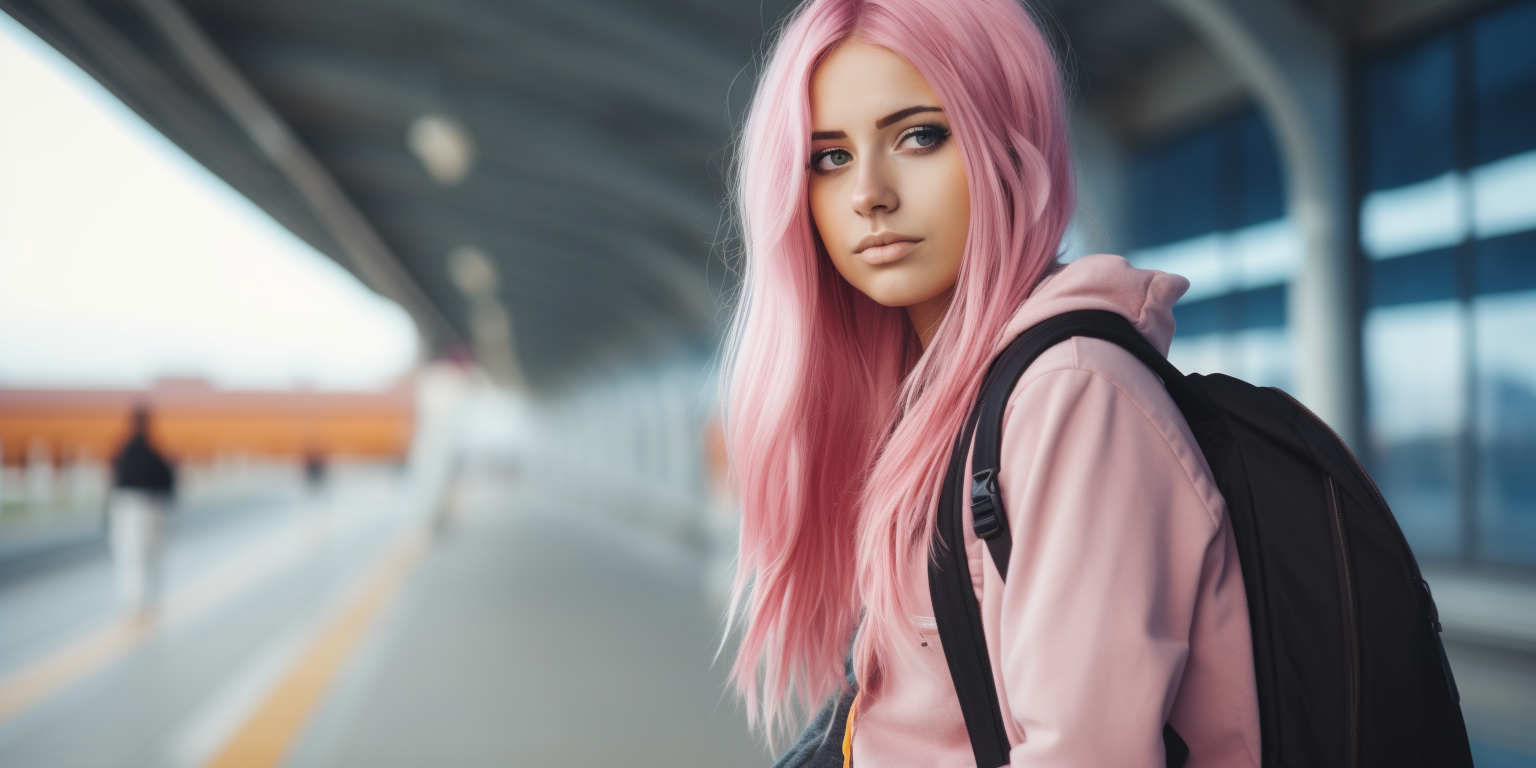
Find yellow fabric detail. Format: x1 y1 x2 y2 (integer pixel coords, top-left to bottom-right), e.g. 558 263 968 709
842 692 862 768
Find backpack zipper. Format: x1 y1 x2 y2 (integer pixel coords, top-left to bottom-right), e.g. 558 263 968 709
1270 388 1462 735
1267 388 1453 619
1269 389 1368 768
1266 388 1421 574
1325 475 1363 768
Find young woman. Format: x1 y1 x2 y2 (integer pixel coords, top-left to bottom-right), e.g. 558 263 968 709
723 0 1260 765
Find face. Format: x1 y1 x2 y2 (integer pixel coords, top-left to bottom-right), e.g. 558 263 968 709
808 41 970 324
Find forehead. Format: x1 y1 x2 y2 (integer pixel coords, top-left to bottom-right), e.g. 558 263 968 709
809 41 940 128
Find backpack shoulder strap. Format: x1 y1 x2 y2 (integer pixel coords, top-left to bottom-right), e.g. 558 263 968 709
929 309 1196 768
969 309 1216 579
928 360 1013 768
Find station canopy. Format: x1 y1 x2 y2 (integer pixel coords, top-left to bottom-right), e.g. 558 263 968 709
2 0 1199 390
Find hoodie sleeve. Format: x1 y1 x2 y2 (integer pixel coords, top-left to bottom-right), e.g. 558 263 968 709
987 337 1257 768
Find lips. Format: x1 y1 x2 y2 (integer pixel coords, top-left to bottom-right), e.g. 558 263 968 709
853 232 923 265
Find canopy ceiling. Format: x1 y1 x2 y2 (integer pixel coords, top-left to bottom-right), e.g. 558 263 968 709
3 0 1263 390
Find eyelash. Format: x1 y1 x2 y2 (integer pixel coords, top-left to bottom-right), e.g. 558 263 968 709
898 124 953 152
808 123 953 172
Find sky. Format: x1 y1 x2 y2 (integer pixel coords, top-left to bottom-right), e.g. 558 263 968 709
0 11 418 391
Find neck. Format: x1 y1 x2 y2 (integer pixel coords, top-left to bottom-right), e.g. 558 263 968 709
906 287 954 351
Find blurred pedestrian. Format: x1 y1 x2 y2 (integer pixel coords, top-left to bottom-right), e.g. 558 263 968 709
109 405 175 616
304 450 326 495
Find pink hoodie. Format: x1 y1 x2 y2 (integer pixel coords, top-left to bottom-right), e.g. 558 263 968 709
851 254 1261 767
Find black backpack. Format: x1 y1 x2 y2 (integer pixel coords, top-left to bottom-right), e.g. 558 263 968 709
929 309 1473 768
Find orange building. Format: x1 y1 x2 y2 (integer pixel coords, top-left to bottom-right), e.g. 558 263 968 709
0 378 414 465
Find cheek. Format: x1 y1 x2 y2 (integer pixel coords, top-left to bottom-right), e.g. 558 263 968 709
808 181 834 243
809 178 858 267
915 156 971 273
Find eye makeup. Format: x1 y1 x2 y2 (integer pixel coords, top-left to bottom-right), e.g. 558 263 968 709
808 123 953 173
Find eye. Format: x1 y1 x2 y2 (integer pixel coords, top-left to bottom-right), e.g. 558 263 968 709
897 124 952 152
812 148 854 172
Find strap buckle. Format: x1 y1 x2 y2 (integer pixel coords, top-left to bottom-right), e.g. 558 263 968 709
970 468 1003 539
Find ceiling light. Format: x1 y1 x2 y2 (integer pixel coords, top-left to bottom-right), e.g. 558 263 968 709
448 245 498 298
407 113 474 186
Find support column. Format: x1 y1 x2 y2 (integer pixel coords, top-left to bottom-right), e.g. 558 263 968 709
1157 0 1361 447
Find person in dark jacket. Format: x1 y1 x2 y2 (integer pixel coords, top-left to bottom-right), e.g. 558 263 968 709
109 405 175 615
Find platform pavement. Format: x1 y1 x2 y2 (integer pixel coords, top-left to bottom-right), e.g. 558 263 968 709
7 462 1527 767
283 472 767 767
0 466 770 767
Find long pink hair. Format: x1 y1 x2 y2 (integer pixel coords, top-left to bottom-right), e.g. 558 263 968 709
723 0 1075 736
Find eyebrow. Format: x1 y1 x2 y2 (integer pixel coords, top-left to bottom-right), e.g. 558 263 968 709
875 105 943 128
810 105 945 141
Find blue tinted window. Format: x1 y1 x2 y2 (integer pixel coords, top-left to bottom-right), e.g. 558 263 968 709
1369 248 1459 306
1128 107 1287 249
1170 285 1286 333
1237 284 1286 329
1474 290 1536 565
1476 230 1536 295
1172 295 1224 335
1358 0 1536 568
1129 125 1222 248
1472 0 1536 164
1364 35 1457 191
1131 106 1294 390
1237 110 1285 227
1364 303 1466 559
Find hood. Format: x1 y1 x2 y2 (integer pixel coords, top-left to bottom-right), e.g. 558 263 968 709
990 253 1189 359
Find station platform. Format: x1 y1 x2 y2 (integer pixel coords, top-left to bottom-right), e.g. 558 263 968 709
2 464 1535 767
0 467 764 767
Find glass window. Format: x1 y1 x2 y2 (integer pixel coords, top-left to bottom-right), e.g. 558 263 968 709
1475 291 1536 565
1127 106 1296 389
1360 36 1464 261
1134 233 1228 301
1128 125 1222 250
1364 303 1466 559
1171 293 1225 336
1236 109 1285 228
1475 229 1536 296
1232 217 1299 290
1237 284 1286 330
1364 34 1456 192
1358 0 1536 566
1360 173 1468 260
1469 5 1536 565
1472 150 1536 240
1360 29 1466 560
1368 248 1458 307
1165 327 1293 394
1471 0 1536 166
1231 328 1291 391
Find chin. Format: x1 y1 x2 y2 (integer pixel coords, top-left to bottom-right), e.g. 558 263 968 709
867 289 938 309
845 270 924 308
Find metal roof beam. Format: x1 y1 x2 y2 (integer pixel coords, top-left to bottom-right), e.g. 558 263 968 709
130 0 459 349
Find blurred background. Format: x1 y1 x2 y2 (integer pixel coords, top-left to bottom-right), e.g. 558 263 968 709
0 0 1531 766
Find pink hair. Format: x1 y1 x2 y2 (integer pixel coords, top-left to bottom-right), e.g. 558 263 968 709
723 0 1075 737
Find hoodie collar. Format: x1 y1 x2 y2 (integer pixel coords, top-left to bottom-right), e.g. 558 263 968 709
989 253 1189 360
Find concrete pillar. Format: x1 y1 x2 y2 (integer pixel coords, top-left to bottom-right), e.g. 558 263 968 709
1157 0 1361 446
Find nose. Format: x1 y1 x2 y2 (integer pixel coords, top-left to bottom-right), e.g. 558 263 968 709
851 159 898 217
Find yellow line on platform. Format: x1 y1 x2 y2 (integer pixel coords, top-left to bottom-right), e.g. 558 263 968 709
0 615 153 722
0 527 310 725
202 532 426 768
